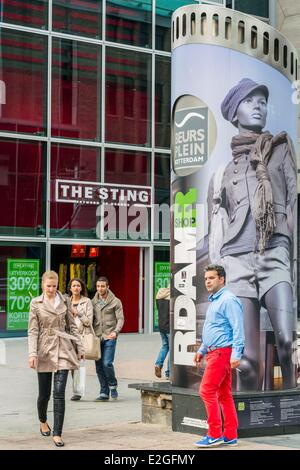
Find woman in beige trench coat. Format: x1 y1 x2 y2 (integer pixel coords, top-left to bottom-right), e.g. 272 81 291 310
66 277 93 401
28 270 85 447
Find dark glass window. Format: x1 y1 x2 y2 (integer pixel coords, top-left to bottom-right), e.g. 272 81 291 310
0 139 46 236
203 1 224 4
155 153 170 206
105 149 151 186
50 143 101 238
52 0 102 39
106 48 151 146
102 204 151 241
234 0 269 18
156 0 199 51
0 0 48 29
154 153 170 241
0 30 47 135
0 243 45 337
52 38 101 141
106 0 152 48
155 56 171 148
104 149 151 241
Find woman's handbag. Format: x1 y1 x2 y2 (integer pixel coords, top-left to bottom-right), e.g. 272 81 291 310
81 324 101 361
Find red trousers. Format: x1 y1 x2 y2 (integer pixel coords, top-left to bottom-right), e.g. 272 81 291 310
199 347 238 440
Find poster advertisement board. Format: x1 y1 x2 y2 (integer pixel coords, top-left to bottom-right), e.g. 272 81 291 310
154 262 170 329
171 30 298 391
7 259 40 330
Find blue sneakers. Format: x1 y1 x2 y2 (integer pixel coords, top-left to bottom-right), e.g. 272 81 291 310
194 435 224 447
223 437 238 446
110 387 118 400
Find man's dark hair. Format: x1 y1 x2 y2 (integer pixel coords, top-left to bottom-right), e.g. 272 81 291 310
97 276 109 285
204 264 226 283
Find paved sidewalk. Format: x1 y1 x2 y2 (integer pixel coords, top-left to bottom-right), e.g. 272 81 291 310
0 422 295 451
0 335 299 450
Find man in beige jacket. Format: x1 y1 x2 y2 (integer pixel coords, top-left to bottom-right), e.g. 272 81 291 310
92 276 124 401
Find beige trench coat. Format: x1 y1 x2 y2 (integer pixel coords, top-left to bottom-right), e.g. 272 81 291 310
28 292 85 373
65 295 93 334
92 290 124 339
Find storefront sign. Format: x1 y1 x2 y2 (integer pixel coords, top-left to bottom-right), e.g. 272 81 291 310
89 247 99 258
154 262 170 329
7 259 40 330
55 180 152 207
71 244 86 258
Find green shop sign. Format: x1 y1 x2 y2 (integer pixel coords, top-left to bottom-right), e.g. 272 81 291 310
154 261 170 329
7 259 40 331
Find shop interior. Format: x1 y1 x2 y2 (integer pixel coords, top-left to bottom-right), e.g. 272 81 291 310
51 244 141 333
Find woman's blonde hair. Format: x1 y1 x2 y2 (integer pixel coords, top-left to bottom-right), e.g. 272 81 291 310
41 270 58 286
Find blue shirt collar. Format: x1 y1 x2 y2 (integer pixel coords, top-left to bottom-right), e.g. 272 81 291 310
208 286 227 302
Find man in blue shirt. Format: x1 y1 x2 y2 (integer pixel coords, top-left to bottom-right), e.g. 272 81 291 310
194 264 244 448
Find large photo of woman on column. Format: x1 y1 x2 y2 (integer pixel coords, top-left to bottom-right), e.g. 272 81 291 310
208 78 297 391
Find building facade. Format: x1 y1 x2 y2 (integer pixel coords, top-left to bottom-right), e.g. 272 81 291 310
0 0 293 337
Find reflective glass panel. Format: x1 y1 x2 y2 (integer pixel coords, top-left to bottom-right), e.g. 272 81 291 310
0 243 45 337
52 0 102 38
106 0 152 48
52 38 101 141
104 149 151 241
155 56 171 148
105 149 151 186
204 1 225 4
102 204 151 241
50 143 101 238
0 139 46 236
155 153 170 206
0 0 48 29
156 0 199 51
234 0 269 18
0 30 47 135
154 153 170 241
106 48 151 146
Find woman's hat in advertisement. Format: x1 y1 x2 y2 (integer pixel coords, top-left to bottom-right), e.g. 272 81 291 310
221 78 269 126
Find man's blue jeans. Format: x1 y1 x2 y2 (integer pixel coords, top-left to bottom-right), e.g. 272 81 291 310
155 333 170 377
95 339 117 396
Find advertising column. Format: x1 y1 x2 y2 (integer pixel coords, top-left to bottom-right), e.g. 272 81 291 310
171 4 299 436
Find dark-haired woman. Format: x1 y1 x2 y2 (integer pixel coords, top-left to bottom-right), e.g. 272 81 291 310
67 278 93 401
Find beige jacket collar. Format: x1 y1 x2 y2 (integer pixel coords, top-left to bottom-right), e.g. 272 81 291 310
35 291 67 315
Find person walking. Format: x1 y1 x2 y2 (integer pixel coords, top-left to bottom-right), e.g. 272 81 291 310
154 286 170 380
67 277 93 401
28 270 85 447
92 276 124 401
194 264 244 448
